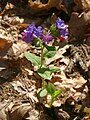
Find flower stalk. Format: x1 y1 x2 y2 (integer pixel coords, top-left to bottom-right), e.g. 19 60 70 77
40 43 44 67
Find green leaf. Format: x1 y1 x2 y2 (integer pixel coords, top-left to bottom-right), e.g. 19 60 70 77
38 67 52 80
47 82 56 95
43 45 56 58
37 88 42 95
44 51 56 58
50 24 56 33
25 52 41 67
38 66 60 80
53 88 63 98
49 66 60 72
39 88 47 97
50 24 58 36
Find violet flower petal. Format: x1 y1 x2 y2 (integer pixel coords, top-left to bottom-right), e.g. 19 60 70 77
26 22 35 32
42 32 52 43
55 17 65 29
22 31 33 42
59 27 68 38
33 26 43 37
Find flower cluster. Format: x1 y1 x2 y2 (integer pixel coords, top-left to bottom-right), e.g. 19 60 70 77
55 17 68 40
22 22 43 42
42 32 53 43
21 17 68 43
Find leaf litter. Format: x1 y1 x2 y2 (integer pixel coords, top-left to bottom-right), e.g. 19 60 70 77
0 0 90 120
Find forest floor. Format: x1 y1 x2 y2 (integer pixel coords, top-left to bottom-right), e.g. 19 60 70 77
0 1 90 120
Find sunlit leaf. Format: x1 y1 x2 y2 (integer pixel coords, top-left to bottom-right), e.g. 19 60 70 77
47 82 56 95
37 88 42 95
49 66 60 72
50 24 58 36
53 88 63 98
25 52 41 67
38 66 60 80
39 88 47 97
38 67 52 80
43 45 56 58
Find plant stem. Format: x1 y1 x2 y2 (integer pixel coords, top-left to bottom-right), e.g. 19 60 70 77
41 44 44 67
40 44 46 88
42 78 46 88
48 96 54 107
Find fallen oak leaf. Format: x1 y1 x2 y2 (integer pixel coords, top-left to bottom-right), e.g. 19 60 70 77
0 38 9 48
0 37 12 56
6 102 31 120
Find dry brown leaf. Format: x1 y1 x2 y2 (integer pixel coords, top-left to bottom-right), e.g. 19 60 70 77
25 109 40 120
0 38 12 56
45 45 69 65
81 115 90 120
11 40 29 58
0 38 8 48
0 102 7 120
53 71 87 106
0 59 9 71
6 102 31 120
69 0 90 40
12 81 26 94
54 108 70 120
69 11 90 39
74 0 90 12
54 71 86 89
11 80 38 103
28 0 64 10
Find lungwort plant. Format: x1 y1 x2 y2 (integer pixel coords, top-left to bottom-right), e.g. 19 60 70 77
21 17 68 107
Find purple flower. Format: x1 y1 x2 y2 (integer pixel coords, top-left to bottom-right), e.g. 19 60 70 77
59 27 68 38
42 32 52 43
26 22 35 32
21 23 35 42
33 26 43 37
55 17 65 29
21 22 43 42
22 31 33 42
